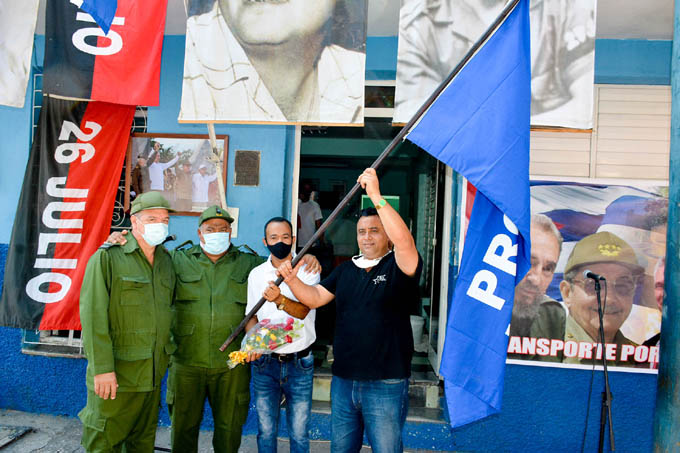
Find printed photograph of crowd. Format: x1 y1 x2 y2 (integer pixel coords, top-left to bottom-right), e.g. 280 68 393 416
129 135 226 212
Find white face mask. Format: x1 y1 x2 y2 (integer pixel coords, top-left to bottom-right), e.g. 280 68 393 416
141 222 169 247
201 232 231 255
351 250 392 269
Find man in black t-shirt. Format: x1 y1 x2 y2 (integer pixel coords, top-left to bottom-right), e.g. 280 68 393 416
268 168 422 452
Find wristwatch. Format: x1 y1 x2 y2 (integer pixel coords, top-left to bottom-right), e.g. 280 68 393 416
375 198 387 210
277 295 287 310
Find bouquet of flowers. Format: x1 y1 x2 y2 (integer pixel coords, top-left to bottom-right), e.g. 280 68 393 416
227 316 304 368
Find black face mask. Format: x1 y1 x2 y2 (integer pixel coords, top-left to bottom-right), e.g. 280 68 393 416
267 241 292 260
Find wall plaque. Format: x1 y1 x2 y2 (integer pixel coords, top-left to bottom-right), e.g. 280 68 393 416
234 150 260 186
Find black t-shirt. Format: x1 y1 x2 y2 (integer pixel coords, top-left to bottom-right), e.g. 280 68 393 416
320 252 422 380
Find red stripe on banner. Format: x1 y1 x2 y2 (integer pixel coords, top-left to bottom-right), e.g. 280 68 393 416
90 0 167 106
39 102 134 330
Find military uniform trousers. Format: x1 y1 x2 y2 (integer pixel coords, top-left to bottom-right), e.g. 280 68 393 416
79 387 161 453
167 362 251 453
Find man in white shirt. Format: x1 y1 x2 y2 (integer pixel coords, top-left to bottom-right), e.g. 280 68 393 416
192 164 218 205
297 183 323 251
148 143 180 191
246 217 320 453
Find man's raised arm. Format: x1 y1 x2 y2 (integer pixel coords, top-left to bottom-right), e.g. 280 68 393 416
358 168 419 276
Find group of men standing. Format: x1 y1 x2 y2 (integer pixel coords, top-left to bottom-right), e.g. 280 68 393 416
78 168 422 453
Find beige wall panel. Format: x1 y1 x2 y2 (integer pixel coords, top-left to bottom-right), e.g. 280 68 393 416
594 86 670 180
596 139 669 154
530 136 591 151
598 87 670 103
532 150 590 163
597 152 669 166
598 100 671 115
530 162 589 177
598 113 670 128
596 165 669 180
597 126 670 141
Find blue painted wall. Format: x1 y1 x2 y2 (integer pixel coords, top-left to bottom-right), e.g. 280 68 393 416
595 39 672 85
365 36 672 85
0 34 671 451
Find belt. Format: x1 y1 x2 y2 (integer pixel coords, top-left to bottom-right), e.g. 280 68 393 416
272 346 312 362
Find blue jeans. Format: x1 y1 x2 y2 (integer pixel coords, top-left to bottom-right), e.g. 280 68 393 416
251 352 315 453
330 375 409 453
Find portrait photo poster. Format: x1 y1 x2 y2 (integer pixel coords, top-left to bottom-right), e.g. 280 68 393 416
460 179 667 373
394 0 596 129
179 0 368 125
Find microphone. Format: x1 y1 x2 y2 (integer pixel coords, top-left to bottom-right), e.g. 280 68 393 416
162 234 177 244
583 269 605 281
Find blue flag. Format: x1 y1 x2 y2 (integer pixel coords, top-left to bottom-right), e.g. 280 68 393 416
406 0 531 427
70 0 118 34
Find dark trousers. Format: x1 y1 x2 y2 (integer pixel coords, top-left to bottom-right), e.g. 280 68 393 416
79 387 161 453
166 362 250 453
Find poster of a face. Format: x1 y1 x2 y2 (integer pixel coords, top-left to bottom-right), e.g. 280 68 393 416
393 0 596 129
128 135 226 213
505 181 668 372
179 0 367 125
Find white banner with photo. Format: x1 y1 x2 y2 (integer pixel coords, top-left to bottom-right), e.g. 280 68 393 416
503 180 668 373
394 0 596 129
0 0 40 108
179 0 368 125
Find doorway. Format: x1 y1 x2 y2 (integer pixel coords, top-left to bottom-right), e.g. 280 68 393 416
297 119 447 372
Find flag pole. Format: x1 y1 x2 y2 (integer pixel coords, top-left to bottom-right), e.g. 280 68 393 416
220 0 522 351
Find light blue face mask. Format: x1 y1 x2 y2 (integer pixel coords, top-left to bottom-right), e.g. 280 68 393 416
201 232 231 255
141 222 169 246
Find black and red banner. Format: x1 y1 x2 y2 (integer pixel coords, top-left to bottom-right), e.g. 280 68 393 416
43 0 168 106
0 96 134 330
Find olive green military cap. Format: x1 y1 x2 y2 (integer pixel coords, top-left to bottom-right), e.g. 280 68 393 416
130 191 174 215
198 205 234 225
564 231 644 275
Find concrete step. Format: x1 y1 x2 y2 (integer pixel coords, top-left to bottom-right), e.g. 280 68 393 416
308 367 445 424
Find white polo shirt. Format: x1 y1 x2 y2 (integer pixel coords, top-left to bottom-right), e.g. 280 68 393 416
246 255 320 354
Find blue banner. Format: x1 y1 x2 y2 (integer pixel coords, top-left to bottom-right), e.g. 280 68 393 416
443 192 524 426
406 0 531 427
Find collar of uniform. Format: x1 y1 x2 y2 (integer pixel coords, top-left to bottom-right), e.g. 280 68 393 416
122 234 141 254
565 314 633 345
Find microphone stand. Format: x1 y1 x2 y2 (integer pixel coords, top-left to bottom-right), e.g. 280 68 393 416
595 278 615 452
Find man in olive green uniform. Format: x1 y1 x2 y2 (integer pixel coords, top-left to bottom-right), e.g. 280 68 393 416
104 205 321 452
531 231 644 367
79 192 176 452
168 206 264 453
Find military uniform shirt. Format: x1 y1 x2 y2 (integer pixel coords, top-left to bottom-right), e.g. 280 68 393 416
562 315 638 366
80 235 176 392
171 244 265 368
